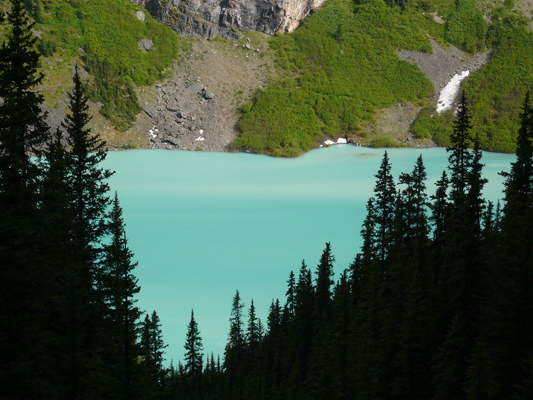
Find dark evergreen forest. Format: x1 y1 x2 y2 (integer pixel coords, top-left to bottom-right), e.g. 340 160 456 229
1 2 533 399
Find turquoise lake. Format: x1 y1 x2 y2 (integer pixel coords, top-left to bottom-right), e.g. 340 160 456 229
104 145 515 366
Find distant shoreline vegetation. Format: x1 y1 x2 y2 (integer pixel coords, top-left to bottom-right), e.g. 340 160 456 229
232 0 533 157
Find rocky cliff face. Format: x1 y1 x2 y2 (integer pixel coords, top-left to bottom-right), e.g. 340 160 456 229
131 0 326 39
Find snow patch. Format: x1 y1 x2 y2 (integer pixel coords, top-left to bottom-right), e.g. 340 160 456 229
436 70 470 114
149 126 159 138
195 137 205 141
324 138 348 146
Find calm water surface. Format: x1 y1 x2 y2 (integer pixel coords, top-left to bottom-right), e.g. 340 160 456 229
104 145 515 365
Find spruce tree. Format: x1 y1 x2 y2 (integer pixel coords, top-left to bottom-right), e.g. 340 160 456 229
490 91 533 397
285 270 296 320
64 63 113 266
465 133 487 238
430 171 450 248
332 271 353 400
396 155 429 255
293 260 314 376
140 311 168 393
373 151 397 263
0 2 53 396
434 93 487 400
100 192 142 400
247 299 260 356
0 0 48 200
350 198 378 304
139 311 168 398
58 64 114 399
184 310 204 397
228 290 245 351
447 91 474 210
225 290 246 399
314 242 335 321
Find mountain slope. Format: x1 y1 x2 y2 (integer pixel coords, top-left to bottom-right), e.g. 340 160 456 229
1 0 532 155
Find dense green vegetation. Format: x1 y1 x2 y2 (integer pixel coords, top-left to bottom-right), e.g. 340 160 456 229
233 0 434 157
412 5 533 152
234 0 533 156
1 0 182 130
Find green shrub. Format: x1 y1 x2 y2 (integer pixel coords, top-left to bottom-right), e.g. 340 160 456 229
411 107 454 147
368 137 404 148
444 0 487 53
462 14 533 152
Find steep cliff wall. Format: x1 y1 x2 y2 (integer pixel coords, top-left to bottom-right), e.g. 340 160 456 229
131 0 326 39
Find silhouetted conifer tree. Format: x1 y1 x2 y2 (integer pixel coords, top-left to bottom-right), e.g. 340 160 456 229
100 192 142 400
0 2 54 396
140 311 168 396
64 64 113 267
434 92 487 400
60 64 114 399
246 299 261 369
430 171 450 248
373 151 396 264
488 91 533 397
314 242 335 322
0 0 48 200
224 290 246 399
184 310 204 393
448 91 474 210
285 270 296 320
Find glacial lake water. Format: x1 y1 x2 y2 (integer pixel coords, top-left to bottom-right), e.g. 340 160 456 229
104 145 515 366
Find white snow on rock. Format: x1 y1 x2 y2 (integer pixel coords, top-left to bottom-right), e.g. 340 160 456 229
437 70 470 114
195 137 205 141
324 138 348 146
149 126 158 138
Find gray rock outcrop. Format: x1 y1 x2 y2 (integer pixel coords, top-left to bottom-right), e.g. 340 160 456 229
138 39 154 51
130 0 326 40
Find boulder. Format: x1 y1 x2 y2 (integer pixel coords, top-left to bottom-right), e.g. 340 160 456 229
186 83 205 94
138 39 153 52
136 11 145 21
165 137 179 146
143 105 158 118
203 92 215 100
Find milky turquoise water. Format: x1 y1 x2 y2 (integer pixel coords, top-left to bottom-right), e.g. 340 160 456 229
104 145 515 366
